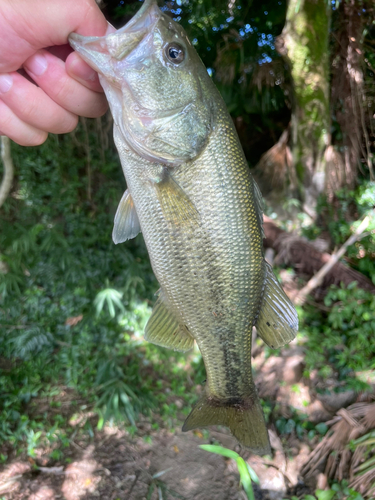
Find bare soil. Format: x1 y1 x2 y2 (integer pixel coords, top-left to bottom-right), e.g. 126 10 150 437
0 344 362 500
0 425 313 500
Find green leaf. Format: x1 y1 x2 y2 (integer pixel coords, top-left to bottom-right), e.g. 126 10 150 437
236 457 255 500
97 416 104 431
199 444 239 460
199 445 257 500
246 463 260 485
316 423 328 435
113 393 119 411
146 483 155 500
316 490 336 500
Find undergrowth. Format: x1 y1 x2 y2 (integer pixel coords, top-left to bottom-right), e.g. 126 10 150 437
301 283 375 389
303 181 375 283
0 124 204 456
299 183 375 389
0 122 374 474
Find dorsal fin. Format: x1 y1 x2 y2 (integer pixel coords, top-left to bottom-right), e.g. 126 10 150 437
253 178 265 240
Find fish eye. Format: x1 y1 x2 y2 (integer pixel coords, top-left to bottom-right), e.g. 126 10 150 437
165 43 185 64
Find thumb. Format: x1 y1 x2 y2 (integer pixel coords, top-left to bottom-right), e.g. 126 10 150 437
0 0 107 72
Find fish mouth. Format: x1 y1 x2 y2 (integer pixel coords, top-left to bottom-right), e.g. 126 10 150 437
68 0 161 74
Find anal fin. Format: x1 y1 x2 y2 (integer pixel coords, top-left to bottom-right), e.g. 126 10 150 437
256 261 298 349
155 173 199 226
112 189 141 244
144 291 194 352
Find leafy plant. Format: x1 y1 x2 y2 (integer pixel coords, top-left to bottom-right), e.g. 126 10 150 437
348 431 375 497
199 444 259 500
94 286 126 318
301 282 375 385
304 181 375 284
286 484 364 500
0 122 160 451
95 358 154 428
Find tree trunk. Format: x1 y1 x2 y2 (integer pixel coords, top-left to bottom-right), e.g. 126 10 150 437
329 0 374 195
276 0 331 214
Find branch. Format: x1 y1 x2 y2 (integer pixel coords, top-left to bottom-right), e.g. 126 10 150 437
294 215 372 305
0 136 14 208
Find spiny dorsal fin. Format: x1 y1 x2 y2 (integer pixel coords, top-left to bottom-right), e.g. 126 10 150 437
154 172 199 227
253 178 265 240
112 189 141 244
144 291 194 352
255 261 298 349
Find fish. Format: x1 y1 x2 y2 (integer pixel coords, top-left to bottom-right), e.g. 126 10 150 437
69 0 298 455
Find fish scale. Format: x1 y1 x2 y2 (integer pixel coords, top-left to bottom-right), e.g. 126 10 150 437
116 100 265 416
69 0 298 454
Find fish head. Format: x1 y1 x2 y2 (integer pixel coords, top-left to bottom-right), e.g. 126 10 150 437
69 0 215 165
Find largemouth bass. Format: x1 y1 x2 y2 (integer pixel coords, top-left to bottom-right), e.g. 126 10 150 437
69 0 298 455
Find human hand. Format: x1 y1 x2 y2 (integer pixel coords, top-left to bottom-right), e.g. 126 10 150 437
0 0 110 146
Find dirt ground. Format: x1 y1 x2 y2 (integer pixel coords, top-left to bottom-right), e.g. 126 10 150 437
0 425 313 500
0 343 364 500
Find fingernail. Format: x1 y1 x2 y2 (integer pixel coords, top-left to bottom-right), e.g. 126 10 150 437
25 53 48 76
0 74 13 93
106 22 117 35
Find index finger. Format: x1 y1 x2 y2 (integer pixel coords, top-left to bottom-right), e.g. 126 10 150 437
0 0 108 72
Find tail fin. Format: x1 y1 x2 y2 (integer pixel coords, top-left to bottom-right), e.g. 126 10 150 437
182 394 270 455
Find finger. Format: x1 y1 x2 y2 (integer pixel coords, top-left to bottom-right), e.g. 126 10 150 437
0 99 47 147
1 0 108 72
0 72 78 134
48 44 74 62
23 50 108 118
65 51 104 93
65 22 117 92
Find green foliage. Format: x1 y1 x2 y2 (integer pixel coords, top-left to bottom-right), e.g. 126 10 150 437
306 181 375 283
349 430 375 492
0 125 200 452
286 481 365 500
299 180 375 387
287 492 335 500
199 444 259 500
94 287 126 318
301 282 375 384
274 407 328 441
95 357 154 427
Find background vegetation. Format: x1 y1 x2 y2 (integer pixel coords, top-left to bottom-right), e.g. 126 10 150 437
0 0 374 497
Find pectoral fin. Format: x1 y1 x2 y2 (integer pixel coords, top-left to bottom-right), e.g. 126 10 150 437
154 173 199 226
256 262 298 349
144 291 194 352
112 189 141 244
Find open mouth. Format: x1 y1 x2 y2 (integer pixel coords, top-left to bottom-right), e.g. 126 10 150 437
68 0 161 74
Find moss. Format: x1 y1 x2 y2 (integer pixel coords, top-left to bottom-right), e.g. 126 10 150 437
282 0 331 195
